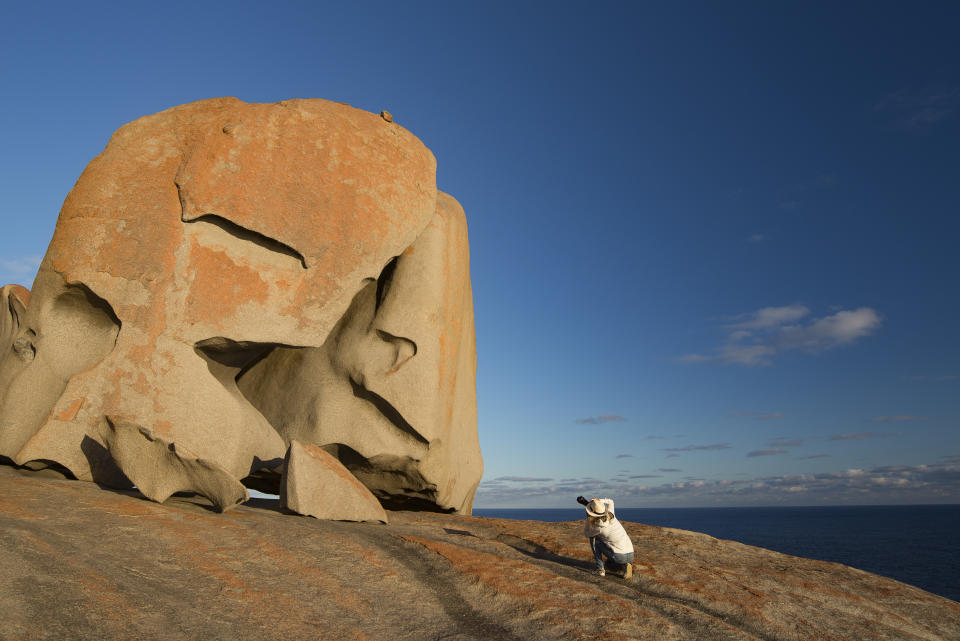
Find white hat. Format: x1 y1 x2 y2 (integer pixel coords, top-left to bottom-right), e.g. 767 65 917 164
585 499 607 517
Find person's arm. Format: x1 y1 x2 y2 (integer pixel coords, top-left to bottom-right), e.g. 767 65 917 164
579 496 598 539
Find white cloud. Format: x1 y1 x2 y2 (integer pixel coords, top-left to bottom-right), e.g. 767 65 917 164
875 86 960 130
680 306 881 367
777 308 881 351
662 443 731 453
767 438 802 447
829 432 900 441
728 305 811 330
474 461 960 507
747 448 787 457
576 415 627 424
0 255 42 277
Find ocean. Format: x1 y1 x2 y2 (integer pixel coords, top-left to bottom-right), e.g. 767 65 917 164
473 504 960 603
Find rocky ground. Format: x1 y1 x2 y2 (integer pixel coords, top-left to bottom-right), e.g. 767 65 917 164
1 465 957 641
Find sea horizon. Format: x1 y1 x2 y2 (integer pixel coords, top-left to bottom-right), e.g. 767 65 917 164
473 501 960 511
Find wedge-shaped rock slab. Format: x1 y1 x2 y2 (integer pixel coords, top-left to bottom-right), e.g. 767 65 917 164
281 440 387 523
101 417 248 512
0 285 30 359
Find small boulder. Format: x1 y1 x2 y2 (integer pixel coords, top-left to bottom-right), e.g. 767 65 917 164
100 417 249 512
0 284 30 362
281 440 388 523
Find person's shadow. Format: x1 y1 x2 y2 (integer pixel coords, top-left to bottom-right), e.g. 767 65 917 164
494 532 595 572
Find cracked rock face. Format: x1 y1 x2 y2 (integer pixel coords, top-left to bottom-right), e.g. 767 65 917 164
0 97 481 514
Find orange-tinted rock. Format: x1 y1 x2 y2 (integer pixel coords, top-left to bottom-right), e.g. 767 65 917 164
0 97 480 514
238 191 481 513
1 467 957 641
280 440 387 522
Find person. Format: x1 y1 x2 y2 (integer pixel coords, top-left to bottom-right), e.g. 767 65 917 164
577 496 634 578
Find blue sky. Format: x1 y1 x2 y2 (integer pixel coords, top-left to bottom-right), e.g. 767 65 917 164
1 1 957 507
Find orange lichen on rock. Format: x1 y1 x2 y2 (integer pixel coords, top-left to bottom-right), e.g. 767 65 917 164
1 469 959 640
53 398 85 421
0 97 480 516
183 243 270 326
401 533 740 641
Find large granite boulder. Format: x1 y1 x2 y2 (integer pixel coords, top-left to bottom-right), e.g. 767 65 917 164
0 98 481 514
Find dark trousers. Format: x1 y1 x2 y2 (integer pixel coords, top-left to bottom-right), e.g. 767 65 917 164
590 536 634 570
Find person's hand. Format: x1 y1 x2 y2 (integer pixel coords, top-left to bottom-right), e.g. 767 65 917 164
576 496 589 506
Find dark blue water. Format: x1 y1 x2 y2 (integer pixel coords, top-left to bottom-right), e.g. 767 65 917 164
473 505 960 602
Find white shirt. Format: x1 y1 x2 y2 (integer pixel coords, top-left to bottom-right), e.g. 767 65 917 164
583 498 634 554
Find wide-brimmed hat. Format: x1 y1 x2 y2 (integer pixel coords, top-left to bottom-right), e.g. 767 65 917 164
585 499 607 517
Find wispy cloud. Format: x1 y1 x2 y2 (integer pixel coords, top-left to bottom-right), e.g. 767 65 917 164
875 86 960 131
475 461 960 507
575 414 627 424
662 443 731 453
729 411 784 420
869 415 923 423
747 448 787 457
655 468 682 473
680 305 881 367
0 255 42 276
729 305 811 330
629 474 662 479
494 476 554 482
747 233 766 244
676 353 712 363
768 438 802 448
799 454 830 460
829 432 900 441
615 454 632 459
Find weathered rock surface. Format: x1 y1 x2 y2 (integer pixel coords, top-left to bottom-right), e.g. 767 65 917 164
239 191 480 512
0 97 482 514
0 285 30 366
1 468 956 641
280 440 387 522
101 417 248 512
